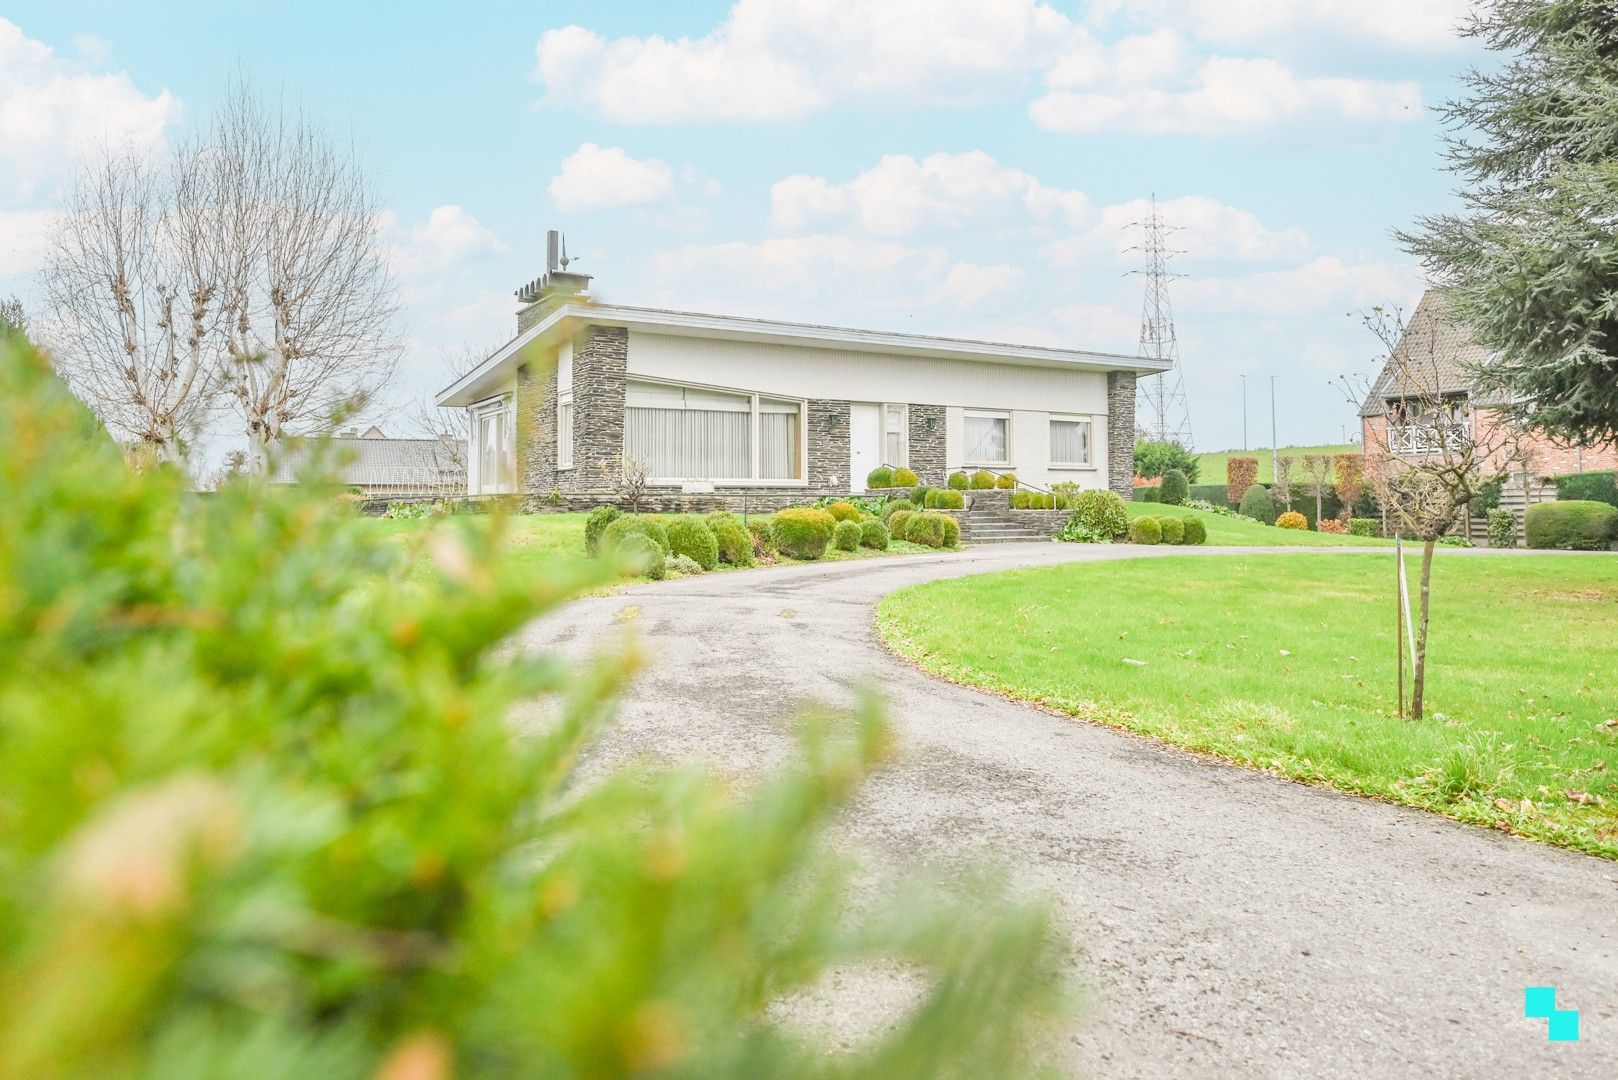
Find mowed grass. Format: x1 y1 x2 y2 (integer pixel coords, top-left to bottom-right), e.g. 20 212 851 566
1194 442 1358 485
1129 502 1394 547
878 553 1618 857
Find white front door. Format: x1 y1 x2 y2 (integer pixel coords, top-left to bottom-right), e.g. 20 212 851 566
849 403 881 491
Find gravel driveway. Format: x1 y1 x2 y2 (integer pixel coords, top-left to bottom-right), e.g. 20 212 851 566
518 542 1618 1078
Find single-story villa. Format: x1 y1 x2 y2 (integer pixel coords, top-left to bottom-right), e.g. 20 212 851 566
437 239 1166 509
270 425 466 495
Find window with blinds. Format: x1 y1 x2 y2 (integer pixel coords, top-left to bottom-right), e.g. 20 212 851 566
1050 418 1091 466
884 403 908 467
964 413 1008 464
624 380 803 481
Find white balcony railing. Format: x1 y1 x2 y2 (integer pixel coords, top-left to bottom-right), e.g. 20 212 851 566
1387 423 1468 456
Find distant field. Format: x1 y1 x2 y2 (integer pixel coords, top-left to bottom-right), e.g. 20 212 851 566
1194 443 1358 485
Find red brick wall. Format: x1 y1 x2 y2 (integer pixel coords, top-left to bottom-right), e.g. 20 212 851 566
1362 410 1618 481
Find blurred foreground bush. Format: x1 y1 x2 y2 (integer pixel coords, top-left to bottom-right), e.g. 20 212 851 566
0 338 1062 1078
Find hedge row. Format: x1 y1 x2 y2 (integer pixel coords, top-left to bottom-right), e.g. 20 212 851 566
1555 470 1618 509
1525 500 1618 550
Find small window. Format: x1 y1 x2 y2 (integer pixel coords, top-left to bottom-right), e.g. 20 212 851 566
884 403 908 468
964 413 1008 465
558 394 574 470
1050 418 1091 466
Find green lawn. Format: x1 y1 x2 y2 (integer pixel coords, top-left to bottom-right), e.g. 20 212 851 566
1129 502 1394 547
1194 442 1358 485
878 553 1618 857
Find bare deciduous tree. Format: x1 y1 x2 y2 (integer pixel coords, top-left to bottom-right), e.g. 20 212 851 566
1302 454 1332 523
0 296 26 338
207 83 401 471
1272 453 1296 510
42 147 223 461
1337 302 1527 719
402 344 487 478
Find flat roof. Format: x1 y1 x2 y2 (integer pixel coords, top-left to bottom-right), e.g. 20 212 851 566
437 300 1169 407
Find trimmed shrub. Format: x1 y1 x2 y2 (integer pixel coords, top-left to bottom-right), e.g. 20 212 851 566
888 509 915 540
1317 518 1348 534
833 519 863 551
881 498 915 522
906 511 954 548
746 517 774 552
947 471 970 490
1525 500 1618 550
584 505 621 555
1189 483 1230 507
1348 518 1378 537
1181 516 1207 545
866 466 894 489
825 501 862 523
1072 490 1130 539
666 516 720 570
1159 469 1189 506
1011 490 1031 510
601 514 669 555
970 470 996 490
1555 470 1618 509
996 472 1017 489
1275 510 1307 530
1134 439 1200 483
1158 516 1186 544
707 513 754 567
860 519 890 550
1333 453 1366 516
667 552 703 576
618 531 666 580
772 507 837 559
1238 483 1276 525
936 489 965 510
892 467 919 487
1127 516 1162 544
1135 485 1161 503
1486 507 1516 548
1227 457 1259 506
937 514 961 548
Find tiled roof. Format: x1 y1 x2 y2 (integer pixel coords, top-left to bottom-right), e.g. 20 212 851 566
269 436 464 488
1359 290 1498 417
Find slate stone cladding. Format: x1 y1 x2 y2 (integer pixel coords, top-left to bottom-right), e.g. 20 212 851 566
1107 371 1137 497
907 404 946 485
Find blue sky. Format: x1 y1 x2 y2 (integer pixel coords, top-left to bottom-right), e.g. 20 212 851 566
1 1 1486 453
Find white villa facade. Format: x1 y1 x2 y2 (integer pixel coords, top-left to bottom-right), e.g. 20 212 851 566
437 259 1161 508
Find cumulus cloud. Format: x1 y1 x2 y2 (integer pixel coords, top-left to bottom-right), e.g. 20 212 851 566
771 151 1089 237
0 18 179 199
0 207 58 278
533 0 1072 123
1175 255 1421 316
936 262 1026 305
1092 0 1471 52
549 143 675 212
1044 194 1310 265
386 205 508 279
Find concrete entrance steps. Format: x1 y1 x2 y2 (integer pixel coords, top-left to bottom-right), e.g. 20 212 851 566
959 510 1050 544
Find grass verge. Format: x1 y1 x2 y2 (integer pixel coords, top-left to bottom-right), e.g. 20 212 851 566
877 552 1618 857
1128 502 1395 547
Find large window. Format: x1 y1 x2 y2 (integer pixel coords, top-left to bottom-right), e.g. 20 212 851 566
557 395 574 469
625 379 803 482
475 397 515 494
964 412 1008 465
1049 417 1092 466
884 403 908 467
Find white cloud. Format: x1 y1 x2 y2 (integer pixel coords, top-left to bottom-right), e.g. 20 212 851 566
1031 56 1421 136
533 0 1073 123
1045 195 1309 265
771 151 1090 237
387 205 508 278
0 18 179 198
549 143 675 212
936 262 1025 305
0 207 58 278
1175 255 1420 316
1094 0 1470 52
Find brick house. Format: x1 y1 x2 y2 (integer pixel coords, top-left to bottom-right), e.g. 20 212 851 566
436 236 1162 509
1359 289 1618 483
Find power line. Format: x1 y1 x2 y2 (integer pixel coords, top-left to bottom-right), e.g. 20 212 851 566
1126 194 1193 448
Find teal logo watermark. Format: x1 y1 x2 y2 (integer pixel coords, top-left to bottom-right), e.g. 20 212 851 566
1525 987 1579 1042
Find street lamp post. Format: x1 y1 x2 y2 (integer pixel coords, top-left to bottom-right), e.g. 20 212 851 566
1269 375 1279 483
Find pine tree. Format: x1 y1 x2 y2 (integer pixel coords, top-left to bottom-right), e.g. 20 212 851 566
1401 0 1618 446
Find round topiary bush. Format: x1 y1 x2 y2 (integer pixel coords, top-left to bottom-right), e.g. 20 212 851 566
1159 469 1189 506
881 498 914 522
970 470 995 489
888 509 915 540
1127 516 1162 544
600 514 670 555
1525 500 1618 550
824 501 861 523
666 552 703 576
746 517 774 555
585 505 621 555
665 516 720 570
832 519 862 551
947 471 969 490
927 489 964 510
1181 516 1206 545
1158 516 1185 544
1072 490 1129 539
706 513 754 567
937 514 960 548
1275 510 1307 530
866 466 894 489
617 532 666 580
1238 484 1276 525
1348 518 1379 537
905 511 948 548
1011 490 1030 510
772 507 836 559
892 467 919 487
996 472 1017 489
859 519 889 550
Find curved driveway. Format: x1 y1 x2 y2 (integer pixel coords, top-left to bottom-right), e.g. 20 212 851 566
519 542 1618 1078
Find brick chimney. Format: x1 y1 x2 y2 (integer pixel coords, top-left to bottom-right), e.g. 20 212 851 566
516 229 592 332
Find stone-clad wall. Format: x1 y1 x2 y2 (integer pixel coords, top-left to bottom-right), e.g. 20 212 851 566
908 404 946 485
517 361 557 496
559 326 629 492
1106 371 1137 497
806 399 851 493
